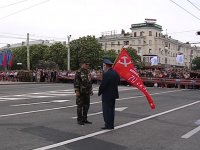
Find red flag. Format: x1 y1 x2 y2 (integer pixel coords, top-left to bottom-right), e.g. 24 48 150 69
2 53 7 68
113 48 155 109
9 54 14 67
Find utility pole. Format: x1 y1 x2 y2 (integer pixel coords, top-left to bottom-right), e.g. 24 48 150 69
27 33 30 70
67 35 71 71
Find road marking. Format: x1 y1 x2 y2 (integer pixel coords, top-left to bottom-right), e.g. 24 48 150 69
195 119 200 125
0 87 136 102
0 89 185 118
0 97 28 100
32 100 200 150
72 107 128 119
181 126 200 139
11 100 70 107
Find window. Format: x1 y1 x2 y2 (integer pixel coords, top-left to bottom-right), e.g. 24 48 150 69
156 32 157 37
124 41 129 45
111 42 115 47
138 39 142 45
118 41 120 45
132 40 135 45
149 49 152 53
140 31 143 36
149 31 152 36
138 47 141 54
165 42 168 47
165 58 167 64
134 32 137 37
149 40 152 46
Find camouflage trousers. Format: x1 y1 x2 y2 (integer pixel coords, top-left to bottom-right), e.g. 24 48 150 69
76 94 90 122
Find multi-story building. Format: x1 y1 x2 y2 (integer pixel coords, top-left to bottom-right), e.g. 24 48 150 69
98 19 199 68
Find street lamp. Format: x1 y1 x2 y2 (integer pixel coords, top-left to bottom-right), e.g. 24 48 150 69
67 35 71 71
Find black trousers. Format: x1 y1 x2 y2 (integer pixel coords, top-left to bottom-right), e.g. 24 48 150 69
76 94 90 122
102 100 115 128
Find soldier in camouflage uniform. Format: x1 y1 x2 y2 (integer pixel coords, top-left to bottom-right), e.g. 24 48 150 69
74 61 93 125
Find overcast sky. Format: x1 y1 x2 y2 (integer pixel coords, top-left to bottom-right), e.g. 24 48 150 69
0 0 200 47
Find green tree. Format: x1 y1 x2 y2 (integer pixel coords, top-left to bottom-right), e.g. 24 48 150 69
103 49 118 63
13 46 27 70
45 42 68 70
70 36 103 70
30 44 49 69
126 47 145 69
192 57 200 70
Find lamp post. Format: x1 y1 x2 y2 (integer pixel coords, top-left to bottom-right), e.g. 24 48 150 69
67 35 71 71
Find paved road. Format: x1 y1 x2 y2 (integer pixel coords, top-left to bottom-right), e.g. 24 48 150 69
0 83 199 150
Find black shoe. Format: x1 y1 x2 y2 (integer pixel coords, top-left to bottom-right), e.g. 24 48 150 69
77 121 84 125
101 127 114 130
84 120 92 124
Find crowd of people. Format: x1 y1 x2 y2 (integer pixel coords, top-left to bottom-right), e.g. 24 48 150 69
138 68 200 79
0 68 200 83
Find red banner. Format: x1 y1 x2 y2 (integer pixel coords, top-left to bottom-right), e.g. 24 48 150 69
2 53 7 68
113 48 155 109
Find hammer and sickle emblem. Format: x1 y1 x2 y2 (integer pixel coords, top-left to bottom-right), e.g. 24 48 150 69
118 56 131 67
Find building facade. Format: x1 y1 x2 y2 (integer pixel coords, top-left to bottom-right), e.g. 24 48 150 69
98 19 200 68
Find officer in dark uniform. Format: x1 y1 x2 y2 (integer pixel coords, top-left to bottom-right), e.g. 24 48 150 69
74 60 93 125
98 59 120 129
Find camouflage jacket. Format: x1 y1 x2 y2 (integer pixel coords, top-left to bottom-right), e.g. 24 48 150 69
74 68 92 94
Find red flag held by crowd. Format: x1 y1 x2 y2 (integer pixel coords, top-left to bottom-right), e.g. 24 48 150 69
113 48 155 109
2 53 7 68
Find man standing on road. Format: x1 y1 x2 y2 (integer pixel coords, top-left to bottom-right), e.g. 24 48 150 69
98 59 120 130
74 60 93 125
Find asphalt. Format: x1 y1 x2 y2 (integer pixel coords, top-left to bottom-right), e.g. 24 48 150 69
0 83 199 150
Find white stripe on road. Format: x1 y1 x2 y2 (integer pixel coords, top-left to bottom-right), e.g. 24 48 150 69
0 89 185 118
11 100 70 107
72 107 128 119
0 88 136 102
72 111 103 119
0 98 28 100
181 126 200 139
32 100 200 150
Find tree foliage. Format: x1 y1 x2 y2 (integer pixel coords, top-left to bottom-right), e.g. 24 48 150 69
46 42 68 70
103 49 118 63
192 57 200 70
30 44 49 69
13 46 27 70
70 36 103 70
126 47 145 69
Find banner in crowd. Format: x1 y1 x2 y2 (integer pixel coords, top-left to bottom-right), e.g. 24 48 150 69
0 49 14 68
150 56 158 66
176 54 184 64
113 48 156 109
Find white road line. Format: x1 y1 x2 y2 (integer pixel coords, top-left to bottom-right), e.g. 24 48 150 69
32 100 200 150
181 126 200 139
11 100 70 107
0 89 185 118
0 88 134 102
0 94 73 102
72 111 103 119
0 98 28 101
72 107 128 119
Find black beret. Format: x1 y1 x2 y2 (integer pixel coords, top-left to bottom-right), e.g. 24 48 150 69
103 59 113 65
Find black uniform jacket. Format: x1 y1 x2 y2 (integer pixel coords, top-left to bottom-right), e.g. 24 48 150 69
98 68 120 102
